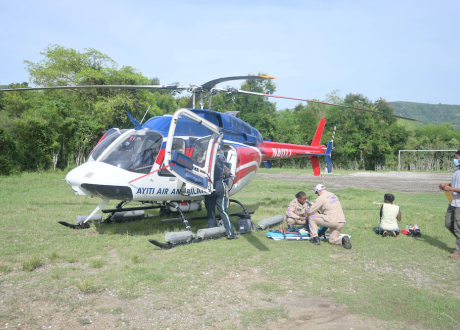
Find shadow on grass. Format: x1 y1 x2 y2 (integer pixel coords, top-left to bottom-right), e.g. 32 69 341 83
93 201 262 237
240 233 270 251
418 234 455 254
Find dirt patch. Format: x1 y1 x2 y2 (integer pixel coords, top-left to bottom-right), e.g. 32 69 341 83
0 284 427 330
256 171 453 193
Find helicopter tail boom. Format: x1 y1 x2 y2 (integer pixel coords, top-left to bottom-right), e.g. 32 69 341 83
257 118 330 176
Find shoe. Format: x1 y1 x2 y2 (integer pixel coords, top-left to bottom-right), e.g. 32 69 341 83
310 237 321 245
382 231 389 237
342 236 352 249
227 235 239 240
390 231 397 237
449 251 460 258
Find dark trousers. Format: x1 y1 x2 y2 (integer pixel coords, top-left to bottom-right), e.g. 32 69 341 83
204 181 234 236
445 205 460 253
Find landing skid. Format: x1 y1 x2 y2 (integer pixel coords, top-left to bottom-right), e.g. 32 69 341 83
57 221 90 229
58 201 162 229
150 199 252 249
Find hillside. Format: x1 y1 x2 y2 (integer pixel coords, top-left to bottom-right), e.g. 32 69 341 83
389 101 460 129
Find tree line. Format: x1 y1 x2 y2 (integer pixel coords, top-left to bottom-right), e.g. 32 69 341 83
1 45 459 175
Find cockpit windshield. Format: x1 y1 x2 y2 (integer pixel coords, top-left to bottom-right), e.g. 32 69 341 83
87 129 130 162
98 130 163 174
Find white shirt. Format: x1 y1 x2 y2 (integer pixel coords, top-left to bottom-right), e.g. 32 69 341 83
450 168 460 207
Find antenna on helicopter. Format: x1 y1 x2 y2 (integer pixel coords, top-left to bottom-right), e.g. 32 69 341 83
140 106 151 125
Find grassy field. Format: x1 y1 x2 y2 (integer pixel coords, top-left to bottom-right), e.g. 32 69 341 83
0 169 459 329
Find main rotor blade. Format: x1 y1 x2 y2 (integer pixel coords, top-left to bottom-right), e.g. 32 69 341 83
0 84 179 92
236 90 418 121
200 75 276 90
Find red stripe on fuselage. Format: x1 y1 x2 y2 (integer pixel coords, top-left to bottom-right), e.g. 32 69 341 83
155 149 165 165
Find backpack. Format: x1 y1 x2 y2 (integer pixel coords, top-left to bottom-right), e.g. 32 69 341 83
237 217 257 234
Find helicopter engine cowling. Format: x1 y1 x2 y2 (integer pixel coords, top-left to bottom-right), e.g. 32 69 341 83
169 201 202 213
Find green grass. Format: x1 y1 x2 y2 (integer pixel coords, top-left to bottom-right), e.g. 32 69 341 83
0 170 459 329
21 255 43 272
76 278 95 293
89 258 105 268
0 264 12 274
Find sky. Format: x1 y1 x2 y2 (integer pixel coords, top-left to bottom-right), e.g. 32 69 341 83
1 0 459 110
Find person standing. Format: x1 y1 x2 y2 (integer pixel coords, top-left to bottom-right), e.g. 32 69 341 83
204 153 237 239
307 184 351 249
439 150 460 258
285 191 310 228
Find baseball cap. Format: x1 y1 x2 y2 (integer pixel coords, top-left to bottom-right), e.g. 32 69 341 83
315 184 326 192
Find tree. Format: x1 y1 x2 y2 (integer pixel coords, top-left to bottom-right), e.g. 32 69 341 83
1 45 182 172
208 74 278 140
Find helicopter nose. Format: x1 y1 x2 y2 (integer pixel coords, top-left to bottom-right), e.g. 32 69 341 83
65 166 90 196
64 161 137 199
65 162 103 196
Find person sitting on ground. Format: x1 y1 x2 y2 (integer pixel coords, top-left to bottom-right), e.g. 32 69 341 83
307 184 351 249
376 193 401 237
285 191 310 229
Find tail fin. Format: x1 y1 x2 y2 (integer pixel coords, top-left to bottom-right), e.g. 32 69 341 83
310 156 321 176
310 118 326 174
311 118 326 146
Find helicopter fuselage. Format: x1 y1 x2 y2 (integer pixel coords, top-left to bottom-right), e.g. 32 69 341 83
65 108 328 205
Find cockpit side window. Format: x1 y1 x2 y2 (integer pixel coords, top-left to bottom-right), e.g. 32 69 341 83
99 131 163 174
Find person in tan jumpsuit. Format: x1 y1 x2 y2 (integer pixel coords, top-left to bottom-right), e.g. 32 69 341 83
307 184 352 249
285 191 310 228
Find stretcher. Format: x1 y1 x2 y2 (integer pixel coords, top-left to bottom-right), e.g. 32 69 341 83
266 232 351 241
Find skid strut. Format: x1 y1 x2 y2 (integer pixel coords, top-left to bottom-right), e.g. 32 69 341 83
161 199 253 223
149 204 195 249
149 199 254 249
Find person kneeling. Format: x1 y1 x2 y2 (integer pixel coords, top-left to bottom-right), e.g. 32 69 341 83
307 185 351 249
376 193 401 237
285 191 310 229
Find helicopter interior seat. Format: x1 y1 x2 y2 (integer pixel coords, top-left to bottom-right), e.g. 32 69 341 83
171 138 186 155
220 144 237 175
159 138 187 176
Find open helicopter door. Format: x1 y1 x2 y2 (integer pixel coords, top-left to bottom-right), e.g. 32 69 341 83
164 108 223 194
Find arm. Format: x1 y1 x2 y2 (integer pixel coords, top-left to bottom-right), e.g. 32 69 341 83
380 205 383 218
286 201 300 219
223 164 232 177
397 208 401 222
442 184 460 193
307 199 322 216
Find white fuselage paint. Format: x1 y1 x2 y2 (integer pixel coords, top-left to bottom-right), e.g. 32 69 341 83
65 139 262 203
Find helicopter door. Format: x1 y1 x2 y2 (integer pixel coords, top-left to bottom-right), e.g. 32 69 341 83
164 108 222 194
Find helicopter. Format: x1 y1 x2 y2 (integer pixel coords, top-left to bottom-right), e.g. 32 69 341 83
0 75 417 235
